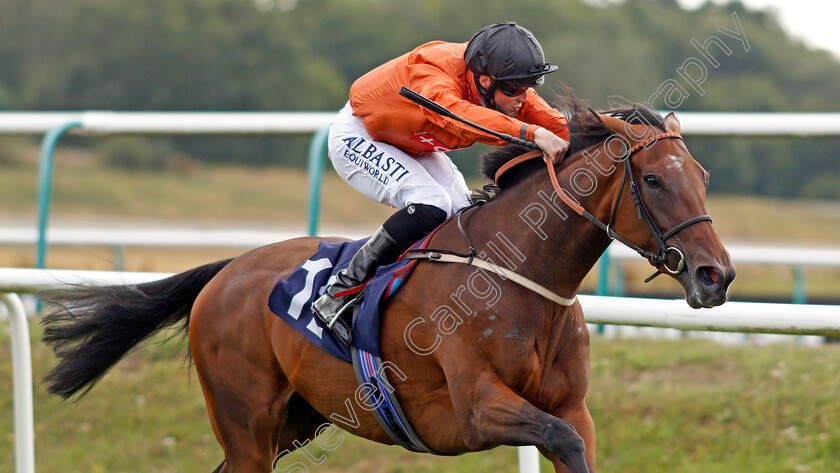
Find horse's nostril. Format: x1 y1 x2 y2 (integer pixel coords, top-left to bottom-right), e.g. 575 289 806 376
697 266 721 288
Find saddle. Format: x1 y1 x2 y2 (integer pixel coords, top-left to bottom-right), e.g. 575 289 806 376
267 233 444 454
267 230 432 363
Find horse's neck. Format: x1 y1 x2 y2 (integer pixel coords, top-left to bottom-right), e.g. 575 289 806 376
466 146 621 300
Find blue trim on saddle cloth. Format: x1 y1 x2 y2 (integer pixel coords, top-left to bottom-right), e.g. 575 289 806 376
351 348 454 455
267 238 415 363
268 233 446 454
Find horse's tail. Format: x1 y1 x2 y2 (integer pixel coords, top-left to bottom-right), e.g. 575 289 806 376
41 258 234 400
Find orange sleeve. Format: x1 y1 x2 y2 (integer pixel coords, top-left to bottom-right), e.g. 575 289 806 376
399 42 569 147
402 47 538 146
518 91 570 142
409 69 569 146
407 65 516 146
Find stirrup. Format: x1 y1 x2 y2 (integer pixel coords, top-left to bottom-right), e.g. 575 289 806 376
329 296 362 346
326 294 359 330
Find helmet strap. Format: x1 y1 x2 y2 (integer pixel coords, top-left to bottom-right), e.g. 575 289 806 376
473 74 498 111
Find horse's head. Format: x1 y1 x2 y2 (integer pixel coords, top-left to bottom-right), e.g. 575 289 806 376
594 110 735 308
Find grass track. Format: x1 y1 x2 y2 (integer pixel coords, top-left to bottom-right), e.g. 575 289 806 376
2 150 840 471
2 319 840 472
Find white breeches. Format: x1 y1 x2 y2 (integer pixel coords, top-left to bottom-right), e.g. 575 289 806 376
327 102 472 217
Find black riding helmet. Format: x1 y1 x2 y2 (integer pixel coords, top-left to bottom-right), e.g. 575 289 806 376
465 22 557 108
465 22 557 86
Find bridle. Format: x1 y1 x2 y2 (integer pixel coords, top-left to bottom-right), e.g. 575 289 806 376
395 87 712 285
401 130 712 306
496 131 712 282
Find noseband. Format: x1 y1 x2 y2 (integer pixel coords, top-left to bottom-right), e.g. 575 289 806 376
502 132 712 282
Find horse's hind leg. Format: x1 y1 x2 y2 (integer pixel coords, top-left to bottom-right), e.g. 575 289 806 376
191 303 330 470
193 341 292 472
191 294 295 472
197 368 327 473
189 241 332 472
200 388 328 473
271 393 331 468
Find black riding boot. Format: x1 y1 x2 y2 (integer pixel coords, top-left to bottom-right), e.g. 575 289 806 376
312 203 447 328
312 226 399 327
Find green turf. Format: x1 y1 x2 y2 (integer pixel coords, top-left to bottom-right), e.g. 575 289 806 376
2 318 840 472
2 150 840 470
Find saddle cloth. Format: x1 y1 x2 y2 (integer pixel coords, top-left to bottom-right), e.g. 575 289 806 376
266 229 461 455
267 237 422 363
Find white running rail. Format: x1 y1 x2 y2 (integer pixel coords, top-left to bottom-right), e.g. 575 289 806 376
3 267 840 473
4 111 840 136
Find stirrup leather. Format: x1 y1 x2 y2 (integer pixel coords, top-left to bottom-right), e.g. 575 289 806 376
312 226 399 335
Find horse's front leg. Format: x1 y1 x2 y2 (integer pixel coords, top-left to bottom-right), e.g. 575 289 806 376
450 375 590 473
538 400 596 472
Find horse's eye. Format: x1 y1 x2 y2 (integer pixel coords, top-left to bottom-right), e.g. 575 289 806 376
644 175 661 188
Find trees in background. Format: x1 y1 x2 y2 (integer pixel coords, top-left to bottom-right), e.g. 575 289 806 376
1 0 839 198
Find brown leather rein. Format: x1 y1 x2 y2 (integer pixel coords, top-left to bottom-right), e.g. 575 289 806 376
497 132 712 282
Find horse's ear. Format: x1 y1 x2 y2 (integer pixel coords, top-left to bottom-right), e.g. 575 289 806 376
595 112 651 141
664 112 681 134
586 108 619 130
588 110 620 132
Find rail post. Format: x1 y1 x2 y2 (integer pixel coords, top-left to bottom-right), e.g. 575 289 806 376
36 121 82 269
596 250 611 296
595 249 611 335
793 266 807 304
518 446 541 473
2 293 35 473
307 124 330 237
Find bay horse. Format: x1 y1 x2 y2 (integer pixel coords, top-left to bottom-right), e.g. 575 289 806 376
41 96 735 473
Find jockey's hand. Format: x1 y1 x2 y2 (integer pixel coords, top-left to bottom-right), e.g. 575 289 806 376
534 127 569 164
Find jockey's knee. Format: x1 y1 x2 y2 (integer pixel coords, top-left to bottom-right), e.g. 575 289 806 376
407 203 448 228
382 203 447 249
418 193 455 218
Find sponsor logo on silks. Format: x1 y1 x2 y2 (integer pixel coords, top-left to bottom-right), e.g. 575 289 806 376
341 137 410 184
409 132 453 153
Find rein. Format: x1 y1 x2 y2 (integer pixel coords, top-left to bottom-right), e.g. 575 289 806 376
395 88 711 303
404 131 712 307
500 132 712 282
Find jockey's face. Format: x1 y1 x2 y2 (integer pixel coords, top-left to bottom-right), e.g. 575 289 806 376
479 74 528 117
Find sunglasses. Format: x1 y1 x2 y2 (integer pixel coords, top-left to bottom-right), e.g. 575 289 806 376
495 80 529 97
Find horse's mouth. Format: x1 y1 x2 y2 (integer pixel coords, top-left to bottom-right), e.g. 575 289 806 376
685 289 726 309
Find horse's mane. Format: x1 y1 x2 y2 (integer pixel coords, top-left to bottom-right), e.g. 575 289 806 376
476 93 668 199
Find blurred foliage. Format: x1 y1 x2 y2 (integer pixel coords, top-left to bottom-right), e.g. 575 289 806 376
1 0 839 197
95 136 195 173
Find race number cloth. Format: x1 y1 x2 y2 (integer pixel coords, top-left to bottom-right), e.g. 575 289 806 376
267 232 450 455
267 238 419 363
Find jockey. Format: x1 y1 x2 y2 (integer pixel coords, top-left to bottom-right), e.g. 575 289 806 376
313 22 571 326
